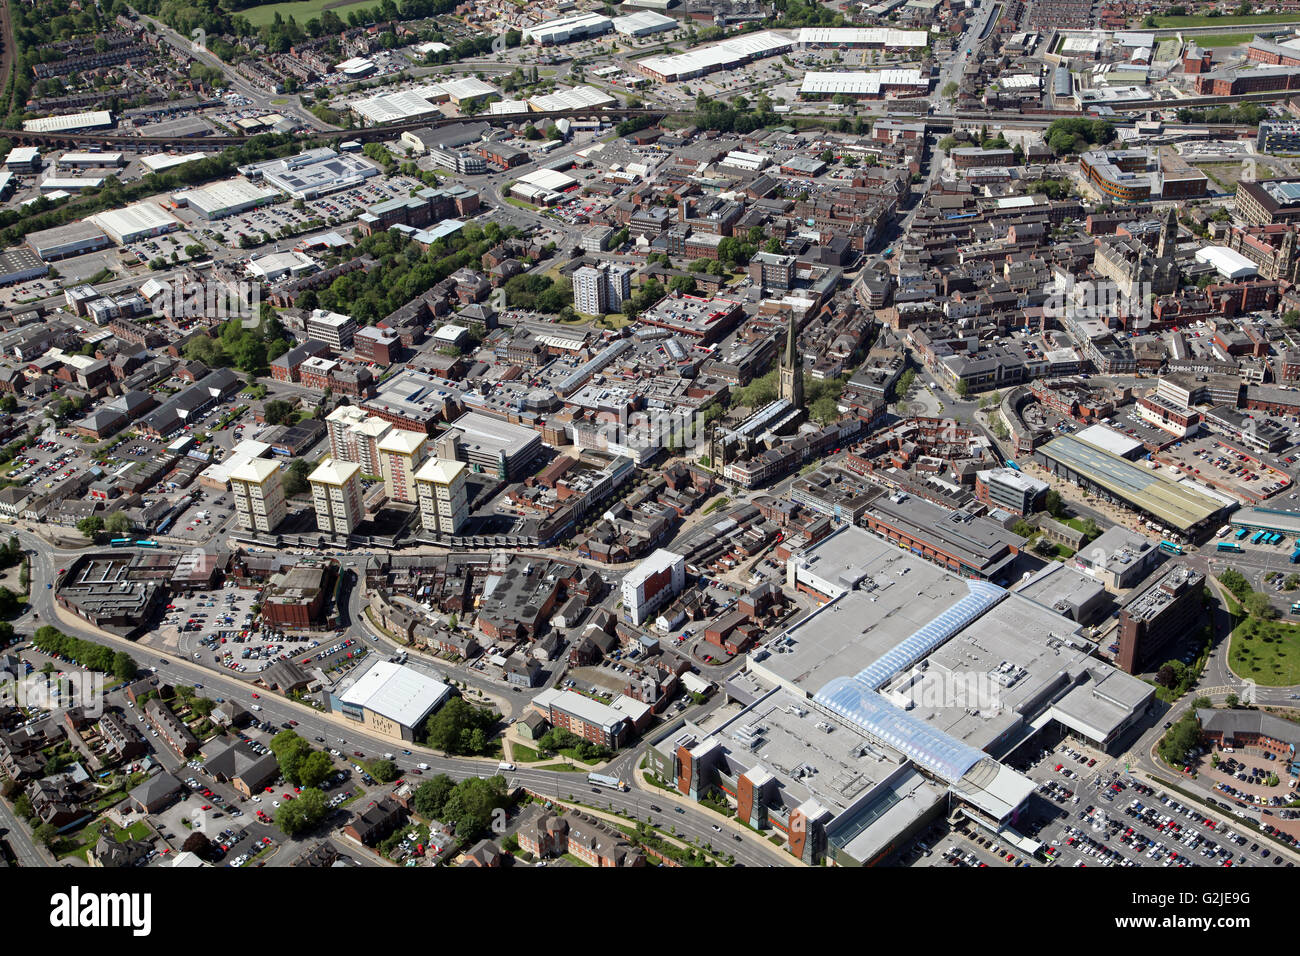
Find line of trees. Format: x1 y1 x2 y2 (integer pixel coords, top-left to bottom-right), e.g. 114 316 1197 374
32 625 137 680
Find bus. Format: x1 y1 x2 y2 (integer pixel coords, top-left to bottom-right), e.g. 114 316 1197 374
1236 528 1250 540
588 772 628 792
1158 540 1183 555
1217 542 1244 554
109 538 132 548
136 540 160 549
1291 545 1300 564
1291 602 1300 614
1215 526 1230 538
1252 531 1266 544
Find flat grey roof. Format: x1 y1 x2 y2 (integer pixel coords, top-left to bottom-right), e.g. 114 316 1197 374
772 534 972 692
1038 436 1223 532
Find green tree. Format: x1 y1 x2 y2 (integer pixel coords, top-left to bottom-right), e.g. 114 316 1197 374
76 515 104 538
423 697 499 755
33 822 58 847
440 775 509 840
413 774 456 818
367 758 399 783
104 511 132 535
275 787 328 836
263 399 297 426
1044 490 1066 519
297 750 335 788
1245 591 1278 620
269 730 313 785
282 459 311 497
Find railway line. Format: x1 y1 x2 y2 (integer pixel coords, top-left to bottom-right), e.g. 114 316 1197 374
0 102 1269 151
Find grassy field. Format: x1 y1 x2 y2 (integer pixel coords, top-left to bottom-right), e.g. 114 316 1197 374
1195 159 1285 192
1195 33 1258 46
1229 615 1300 686
1152 13 1300 26
239 0 385 28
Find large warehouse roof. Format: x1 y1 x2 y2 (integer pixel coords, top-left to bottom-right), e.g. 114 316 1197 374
795 27 928 46
23 111 113 133
799 69 925 95
523 12 613 44
1037 435 1223 531
1195 245 1259 280
179 177 277 216
613 10 677 34
351 90 439 124
527 85 617 111
339 660 451 729
140 152 212 173
418 77 498 102
637 30 792 79
90 202 181 244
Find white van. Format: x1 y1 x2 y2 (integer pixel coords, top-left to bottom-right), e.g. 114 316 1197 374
417 762 430 771
498 762 516 772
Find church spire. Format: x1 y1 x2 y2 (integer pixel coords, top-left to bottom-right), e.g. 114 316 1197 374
779 311 804 410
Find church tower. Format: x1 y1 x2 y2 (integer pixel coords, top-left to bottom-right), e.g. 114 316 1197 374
1157 205 1178 260
1279 228 1297 283
778 311 804 409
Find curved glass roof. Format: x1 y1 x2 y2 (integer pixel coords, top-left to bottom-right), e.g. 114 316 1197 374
854 579 1004 691
815 677 987 783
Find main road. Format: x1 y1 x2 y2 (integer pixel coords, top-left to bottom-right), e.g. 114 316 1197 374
14 528 794 866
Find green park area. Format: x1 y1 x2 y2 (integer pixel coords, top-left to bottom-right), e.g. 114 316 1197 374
239 0 385 28
1220 568 1300 686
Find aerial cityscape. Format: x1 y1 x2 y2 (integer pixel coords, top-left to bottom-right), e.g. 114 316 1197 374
0 0 1291 898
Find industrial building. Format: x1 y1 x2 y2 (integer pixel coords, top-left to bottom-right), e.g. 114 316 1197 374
612 10 677 36
636 31 793 82
0 249 49 286
90 202 181 244
177 178 278 220
4 147 41 172
794 27 928 47
798 70 929 99
332 660 452 742
240 147 381 201
26 221 113 261
22 110 114 133
523 12 613 45
526 85 617 112
350 90 440 125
